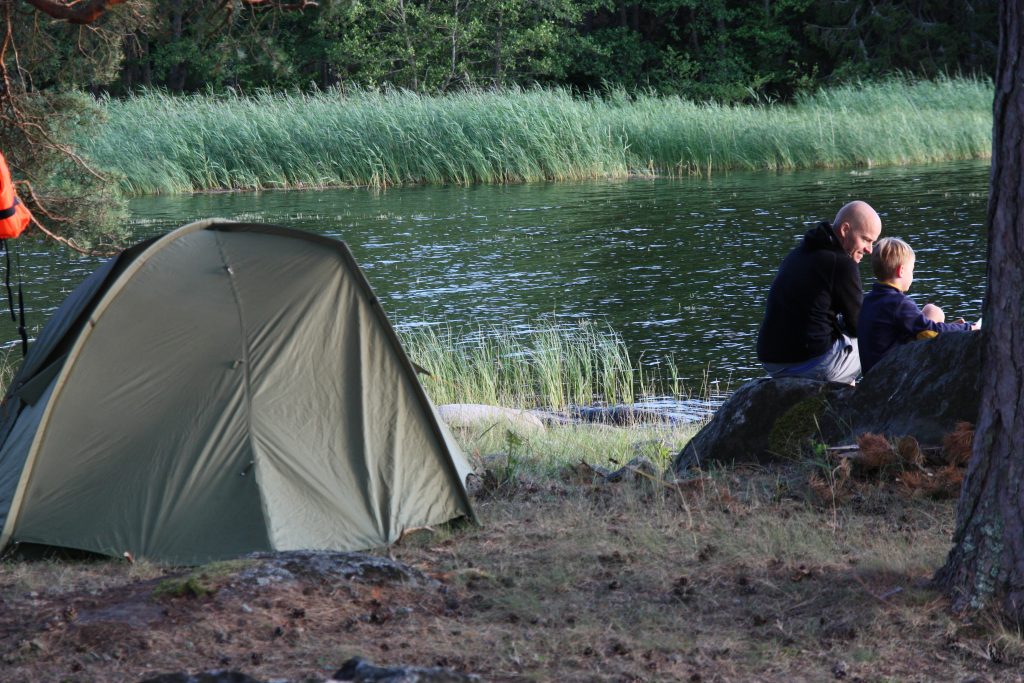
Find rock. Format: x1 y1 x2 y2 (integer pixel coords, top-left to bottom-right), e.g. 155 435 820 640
241 551 434 587
139 661 481 683
436 404 545 433
329 657 480 682
463 472 485 497
674 377 852 473
673 331 983 475
837 331 981 445
586 456 660 483
568 405 678 425
139 672 264 683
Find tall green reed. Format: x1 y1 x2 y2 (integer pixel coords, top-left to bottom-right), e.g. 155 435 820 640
81 78 993 196
399 319 668 410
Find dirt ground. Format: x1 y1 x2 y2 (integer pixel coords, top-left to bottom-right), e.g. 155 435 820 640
2 465 1023 683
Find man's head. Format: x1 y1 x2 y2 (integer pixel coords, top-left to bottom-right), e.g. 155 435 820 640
871 236 915 291
833 200 882 263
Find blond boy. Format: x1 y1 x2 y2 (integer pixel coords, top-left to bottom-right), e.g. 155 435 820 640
857 237 978 374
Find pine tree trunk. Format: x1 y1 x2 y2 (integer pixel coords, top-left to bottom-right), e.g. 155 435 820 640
934 0 1024 619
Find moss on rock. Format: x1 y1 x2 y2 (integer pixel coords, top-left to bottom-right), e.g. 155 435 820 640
767 394 829 459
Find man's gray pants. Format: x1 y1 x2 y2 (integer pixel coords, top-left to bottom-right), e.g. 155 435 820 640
762 335 861 385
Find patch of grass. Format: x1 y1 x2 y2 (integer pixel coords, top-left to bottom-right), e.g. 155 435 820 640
411 463 989 680
0 556 162 598
0 346 19 396
151 559 251 600
401 318 678 410
153 575 215 599
452 419 698 482
401 317 720 413
81 77 993 196
388 465 984 681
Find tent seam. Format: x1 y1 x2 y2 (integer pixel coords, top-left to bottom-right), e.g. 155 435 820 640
213 231 269 548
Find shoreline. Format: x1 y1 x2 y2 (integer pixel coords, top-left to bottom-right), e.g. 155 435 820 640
142 156 992 199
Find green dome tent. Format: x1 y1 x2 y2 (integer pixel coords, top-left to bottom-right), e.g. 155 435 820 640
0 220 476 564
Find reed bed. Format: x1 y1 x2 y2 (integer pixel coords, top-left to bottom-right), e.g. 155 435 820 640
398 319 687 410
81 78 993 195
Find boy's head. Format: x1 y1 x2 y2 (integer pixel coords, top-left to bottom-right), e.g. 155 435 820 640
871 236 915 291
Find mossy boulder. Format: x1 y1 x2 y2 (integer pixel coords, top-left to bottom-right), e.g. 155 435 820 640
674 331 984 476
838 331 981 445
674 378 852 473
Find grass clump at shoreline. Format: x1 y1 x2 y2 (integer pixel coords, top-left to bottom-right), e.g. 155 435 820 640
399 318 691 410
456 418 694 482
81 77 993 196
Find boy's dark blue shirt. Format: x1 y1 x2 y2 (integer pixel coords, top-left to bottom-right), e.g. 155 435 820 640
857 282 973 374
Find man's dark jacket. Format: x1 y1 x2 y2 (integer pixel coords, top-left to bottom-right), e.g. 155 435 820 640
756 221 862 364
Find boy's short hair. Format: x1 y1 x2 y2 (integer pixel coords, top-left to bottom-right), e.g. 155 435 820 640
871 236 915 280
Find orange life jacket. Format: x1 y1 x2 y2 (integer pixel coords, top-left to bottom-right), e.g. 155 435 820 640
0 151 31 239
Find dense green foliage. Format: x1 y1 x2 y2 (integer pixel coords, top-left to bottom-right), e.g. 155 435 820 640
81 78 992 195
111 0 997 102
0 0 1000 243
0 5 146 247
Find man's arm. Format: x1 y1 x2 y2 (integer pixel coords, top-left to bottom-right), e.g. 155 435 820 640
833 257 863 336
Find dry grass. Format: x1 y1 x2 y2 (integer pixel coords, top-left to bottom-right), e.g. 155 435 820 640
1 422 1021 682
806 427 975 507
390 465 1023 681
944 422 975 467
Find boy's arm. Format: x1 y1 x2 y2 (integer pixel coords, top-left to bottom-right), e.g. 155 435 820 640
895 297 974 340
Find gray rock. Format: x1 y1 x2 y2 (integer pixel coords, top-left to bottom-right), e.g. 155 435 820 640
437 403 545 433
241 551 433 587
674 377 853 473
588 456 660 483
568 405 679 425
139 672 264 683
330 656 480 682
673 331 983 475
838 331 981 445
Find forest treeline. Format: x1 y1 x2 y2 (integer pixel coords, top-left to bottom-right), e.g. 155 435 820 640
107 0 997 102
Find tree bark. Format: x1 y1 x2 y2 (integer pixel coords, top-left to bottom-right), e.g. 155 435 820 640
167 0 187 92
935 0 1024 620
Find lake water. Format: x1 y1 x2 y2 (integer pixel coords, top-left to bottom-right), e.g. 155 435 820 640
8 159 989 387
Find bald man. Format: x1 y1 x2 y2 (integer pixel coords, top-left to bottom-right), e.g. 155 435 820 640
756 201 882 384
